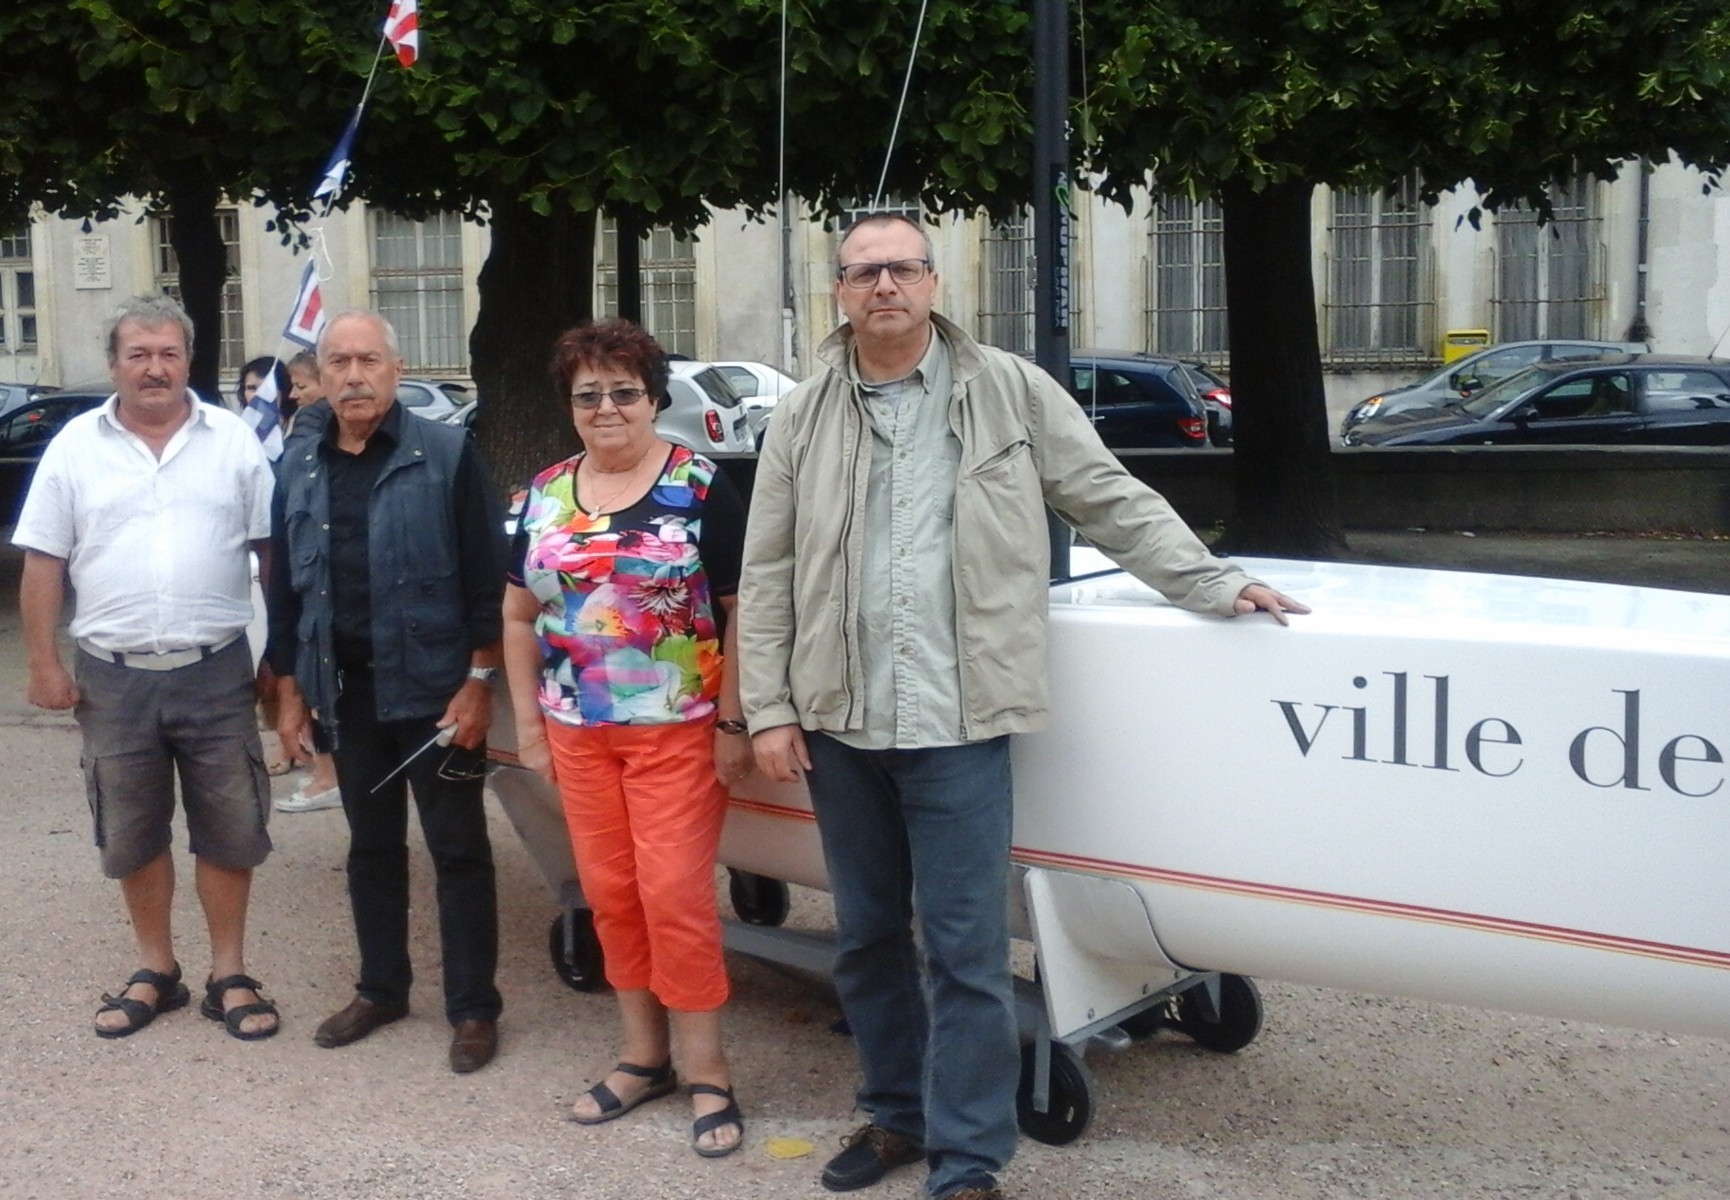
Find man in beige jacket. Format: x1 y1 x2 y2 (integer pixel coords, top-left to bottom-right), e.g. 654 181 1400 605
738 213 1304 1200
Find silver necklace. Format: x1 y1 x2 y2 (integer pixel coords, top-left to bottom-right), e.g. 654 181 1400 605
578 447 655 517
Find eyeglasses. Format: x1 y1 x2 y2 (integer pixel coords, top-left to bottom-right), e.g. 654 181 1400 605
437 746 498 783
571 387 652 409
837 259 932 289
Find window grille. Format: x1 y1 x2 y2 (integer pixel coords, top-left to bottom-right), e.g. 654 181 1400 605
371 211 466 372
152 209 244 371
0 226 36 352
1147 195 1228 361
1492 178 1601 341
1325 177 1433 363
595 220 698 359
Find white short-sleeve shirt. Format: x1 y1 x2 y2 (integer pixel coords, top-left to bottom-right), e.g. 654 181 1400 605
12 394 275 654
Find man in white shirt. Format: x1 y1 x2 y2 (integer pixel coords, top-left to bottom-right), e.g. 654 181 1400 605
14 294 281 1041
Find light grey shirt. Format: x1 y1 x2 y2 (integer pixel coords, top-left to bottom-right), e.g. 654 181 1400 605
836 329 965 749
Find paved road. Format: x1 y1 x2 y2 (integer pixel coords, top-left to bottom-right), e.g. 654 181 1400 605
1 534 1727 1200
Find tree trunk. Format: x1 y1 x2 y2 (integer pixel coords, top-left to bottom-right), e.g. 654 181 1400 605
615 210 642 324
470 197 597 492
1216 178 1349 557
164 173 226 403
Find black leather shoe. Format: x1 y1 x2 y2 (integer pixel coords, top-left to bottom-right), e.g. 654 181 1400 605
314 996 408 1048
449 1019 498 1074
821 1124 924 1192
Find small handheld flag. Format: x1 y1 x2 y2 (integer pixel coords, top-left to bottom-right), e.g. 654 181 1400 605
283 262 328 349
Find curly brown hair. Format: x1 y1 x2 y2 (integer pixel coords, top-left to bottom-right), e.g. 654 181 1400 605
548 319 670 406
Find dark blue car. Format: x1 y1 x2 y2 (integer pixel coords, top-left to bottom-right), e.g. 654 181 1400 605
1060 351 1211 450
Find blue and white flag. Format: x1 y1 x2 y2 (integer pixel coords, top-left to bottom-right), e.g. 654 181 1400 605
243 367 286 461
312 108 362 204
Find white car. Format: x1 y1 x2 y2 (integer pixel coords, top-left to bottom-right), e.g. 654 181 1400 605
660 362 755 457
710 361 798 443
397 378 473 424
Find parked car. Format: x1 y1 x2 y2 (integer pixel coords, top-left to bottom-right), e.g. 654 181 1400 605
396 378 471 424
1341 355 1730 447
1059 350 1210 450
0 381 57 423
710 361 797 443
1338 339 1648 442
661 361 755 457
1180 361 1233 446
0 382 107 522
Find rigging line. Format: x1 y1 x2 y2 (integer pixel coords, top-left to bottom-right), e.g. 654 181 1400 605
872 0 932 210
778 0 789 375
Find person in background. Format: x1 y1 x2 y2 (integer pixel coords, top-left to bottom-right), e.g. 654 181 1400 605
235 356 296 427
273 349 341 812
15 293 280 1042
502 319 748 1157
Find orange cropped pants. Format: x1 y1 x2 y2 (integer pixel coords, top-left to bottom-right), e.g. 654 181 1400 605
546 717 730 1011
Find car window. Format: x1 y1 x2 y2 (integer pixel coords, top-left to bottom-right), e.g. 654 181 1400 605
1461 364 1550 416
1070 368 1144 410
396 383 432 408
1527 373 1633 420
716 366 760 397
1454 346 1542 390
1641 371 1730 412
687 367 743 409
0 399 89 449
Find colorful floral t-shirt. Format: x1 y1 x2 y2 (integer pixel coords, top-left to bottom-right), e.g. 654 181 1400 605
509 445 745 727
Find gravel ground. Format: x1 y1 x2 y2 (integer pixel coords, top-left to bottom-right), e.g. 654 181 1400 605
2 533 1727 1200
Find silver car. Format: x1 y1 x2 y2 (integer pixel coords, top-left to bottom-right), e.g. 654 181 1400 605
659 362 754 457
1339 339 1648 441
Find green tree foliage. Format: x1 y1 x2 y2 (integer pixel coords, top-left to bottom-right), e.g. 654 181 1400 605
1083 0 1730 554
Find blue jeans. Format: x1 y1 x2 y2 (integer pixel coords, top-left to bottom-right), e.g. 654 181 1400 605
806 733 1019 1198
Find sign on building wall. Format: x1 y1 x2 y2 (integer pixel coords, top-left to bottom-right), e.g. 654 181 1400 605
73 235 112 290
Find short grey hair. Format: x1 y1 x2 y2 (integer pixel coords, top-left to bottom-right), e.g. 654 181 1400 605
316 309 402 361
837 212 935 270
105 294 194 364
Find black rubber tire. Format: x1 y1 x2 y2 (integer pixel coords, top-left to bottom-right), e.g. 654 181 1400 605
1175 973 1263 1053
548 910 608 992
1016 1041 1096 1146
728 869 791 927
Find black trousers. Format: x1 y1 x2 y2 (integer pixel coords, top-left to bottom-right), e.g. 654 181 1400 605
328 668 501 1024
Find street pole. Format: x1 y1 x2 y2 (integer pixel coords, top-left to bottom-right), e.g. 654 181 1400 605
1032 0 1072 579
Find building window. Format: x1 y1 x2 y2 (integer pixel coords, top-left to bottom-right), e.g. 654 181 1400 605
153 209 244 371
371 211 466 373
1493 178 1602 341
0 227 36 353
979 214 1034 354
1148 194 1228 360
1325 177 1432 364
595 219 698 358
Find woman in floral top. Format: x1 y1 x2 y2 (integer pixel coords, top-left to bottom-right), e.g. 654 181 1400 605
502 319 749 1158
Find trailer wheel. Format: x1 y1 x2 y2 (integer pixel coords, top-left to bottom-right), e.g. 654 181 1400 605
548 910 607 992
728 869 791 927
1016 1041 1095 1146
1176 973 1262 1053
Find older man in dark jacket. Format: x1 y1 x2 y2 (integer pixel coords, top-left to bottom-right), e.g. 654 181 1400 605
268 309 508 1074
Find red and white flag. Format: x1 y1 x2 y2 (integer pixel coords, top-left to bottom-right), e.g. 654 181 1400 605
283 262 327 349
384 0 419 68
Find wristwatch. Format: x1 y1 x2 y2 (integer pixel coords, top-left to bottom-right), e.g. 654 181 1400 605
467 666 499 686
716 718 748 735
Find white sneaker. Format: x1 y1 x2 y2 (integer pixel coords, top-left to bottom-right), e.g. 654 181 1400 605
276 783 342 813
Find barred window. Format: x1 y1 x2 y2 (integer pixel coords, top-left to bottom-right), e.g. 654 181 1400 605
979 213 1034 353
1325 177 1432 363
1493 178 1602 342
371 211 466 372
153 209 244 371
0 226 36 353
596 220 697 359
1147 195 1228 360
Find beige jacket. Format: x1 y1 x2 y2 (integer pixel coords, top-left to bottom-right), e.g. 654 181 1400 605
738 314 1256 741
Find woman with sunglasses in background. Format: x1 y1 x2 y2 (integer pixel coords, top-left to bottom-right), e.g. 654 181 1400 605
501 319 749 1158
